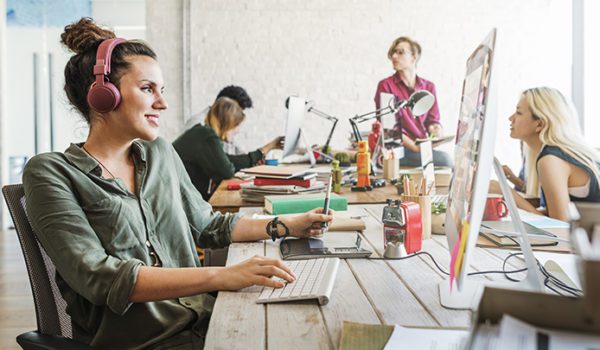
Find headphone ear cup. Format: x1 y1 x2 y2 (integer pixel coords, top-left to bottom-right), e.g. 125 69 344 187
87 81 121 113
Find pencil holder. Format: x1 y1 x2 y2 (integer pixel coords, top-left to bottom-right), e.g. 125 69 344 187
400 194 431 240
382 158 399 180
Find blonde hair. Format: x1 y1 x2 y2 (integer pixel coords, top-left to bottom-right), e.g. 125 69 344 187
522 87 600 197
204 96 245 141
387 36 422 63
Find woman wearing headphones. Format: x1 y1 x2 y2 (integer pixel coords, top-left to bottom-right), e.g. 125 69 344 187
22 18 331 348
497 87 600 221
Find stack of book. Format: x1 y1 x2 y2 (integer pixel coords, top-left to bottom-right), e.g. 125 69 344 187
239 165 326 203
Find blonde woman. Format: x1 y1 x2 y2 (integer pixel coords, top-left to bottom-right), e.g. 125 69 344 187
501 87 600 221
173 96 284 199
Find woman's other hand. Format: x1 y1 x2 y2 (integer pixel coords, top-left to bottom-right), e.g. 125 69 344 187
261 136 285 154
220 255 295 290
428 124 443 138
502 165 516 181
282 208 334 238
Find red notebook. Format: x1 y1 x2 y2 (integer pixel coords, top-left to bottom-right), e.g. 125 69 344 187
253 177 315 188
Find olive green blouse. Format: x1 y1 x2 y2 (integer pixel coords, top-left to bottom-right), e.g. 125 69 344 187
23 137 239 349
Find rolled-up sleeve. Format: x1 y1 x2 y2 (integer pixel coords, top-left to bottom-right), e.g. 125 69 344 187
23 157 142 315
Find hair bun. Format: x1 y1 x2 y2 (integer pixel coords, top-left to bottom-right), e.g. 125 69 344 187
60 17 116 54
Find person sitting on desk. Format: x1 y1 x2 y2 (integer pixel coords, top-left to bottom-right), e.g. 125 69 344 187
173 96 284 200
23 18 332 348
374 36 452 167
491 87 600 221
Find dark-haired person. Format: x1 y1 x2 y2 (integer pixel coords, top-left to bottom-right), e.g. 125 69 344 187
22 17 332 349
173 96 284 200
188 85 255 155
374 36 452 167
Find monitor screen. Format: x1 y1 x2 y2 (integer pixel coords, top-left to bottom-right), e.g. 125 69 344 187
282 96 306 158
444 29 498 289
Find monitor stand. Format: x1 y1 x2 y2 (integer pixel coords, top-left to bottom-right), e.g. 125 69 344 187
299 128 317 167
438 157 545 310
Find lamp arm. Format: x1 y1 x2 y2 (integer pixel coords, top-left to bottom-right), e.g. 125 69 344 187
349 118 362 143
306 107 339 153
322 118 338 152
351 105 398 124
308 107 338 122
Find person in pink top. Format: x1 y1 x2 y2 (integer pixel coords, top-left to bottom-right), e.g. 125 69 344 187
374 36 452 167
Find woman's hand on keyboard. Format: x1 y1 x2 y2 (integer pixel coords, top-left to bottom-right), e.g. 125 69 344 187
283 208 334 238
219 255 296 290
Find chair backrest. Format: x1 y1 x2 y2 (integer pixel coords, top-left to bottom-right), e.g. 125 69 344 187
2 184 73 338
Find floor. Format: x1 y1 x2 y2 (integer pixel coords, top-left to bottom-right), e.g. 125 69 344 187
0 228 36 349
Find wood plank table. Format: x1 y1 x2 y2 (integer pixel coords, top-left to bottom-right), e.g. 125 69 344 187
204 204 531 349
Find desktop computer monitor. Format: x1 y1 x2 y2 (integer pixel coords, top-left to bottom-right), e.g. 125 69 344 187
443 29 498 292
282 96 307 159
440 29 546 309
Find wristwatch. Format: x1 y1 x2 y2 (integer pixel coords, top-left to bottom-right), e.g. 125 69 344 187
266 217 290 241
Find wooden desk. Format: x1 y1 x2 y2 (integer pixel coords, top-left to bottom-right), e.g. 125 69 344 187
209 179 401 213
204 204 529 349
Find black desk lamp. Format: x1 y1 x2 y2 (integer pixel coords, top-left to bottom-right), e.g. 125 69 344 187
349 90 435 144
307 106 338 162
348 90 435 183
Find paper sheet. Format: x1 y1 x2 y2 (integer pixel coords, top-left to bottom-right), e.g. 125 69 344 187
517 212 569 229
383 325 468 350
496 315 600 350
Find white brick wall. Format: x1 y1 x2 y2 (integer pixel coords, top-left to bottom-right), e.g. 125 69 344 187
0 0 6 226
149 0 572 172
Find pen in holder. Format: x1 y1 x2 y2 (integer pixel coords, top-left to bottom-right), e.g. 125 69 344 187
399 194 431 240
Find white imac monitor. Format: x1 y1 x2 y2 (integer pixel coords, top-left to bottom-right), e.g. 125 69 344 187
440 29 548 310
441 29 500 305
282 96 306 159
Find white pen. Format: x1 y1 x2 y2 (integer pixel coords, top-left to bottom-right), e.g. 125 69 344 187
321 172 333 231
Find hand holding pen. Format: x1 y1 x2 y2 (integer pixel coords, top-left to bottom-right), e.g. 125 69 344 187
321 172 333 233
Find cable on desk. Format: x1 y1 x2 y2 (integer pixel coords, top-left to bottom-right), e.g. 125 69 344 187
503 253 583 297
368 251 525 277
370 251 583 297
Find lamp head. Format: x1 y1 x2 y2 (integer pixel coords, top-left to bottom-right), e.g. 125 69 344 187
406 90 435 116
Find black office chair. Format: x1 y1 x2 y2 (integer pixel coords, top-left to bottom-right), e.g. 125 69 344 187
2 184 91 349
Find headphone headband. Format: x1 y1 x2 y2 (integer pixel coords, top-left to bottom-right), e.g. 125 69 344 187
87 38 127 113
93 38 127 76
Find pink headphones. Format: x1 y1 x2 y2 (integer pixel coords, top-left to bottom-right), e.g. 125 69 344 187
87 38 127 113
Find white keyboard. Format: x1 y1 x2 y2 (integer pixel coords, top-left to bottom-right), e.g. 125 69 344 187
256 258 340 305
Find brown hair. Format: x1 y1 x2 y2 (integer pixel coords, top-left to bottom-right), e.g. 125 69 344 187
204 97 245 141
387 36 422 62
61 17 157 123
